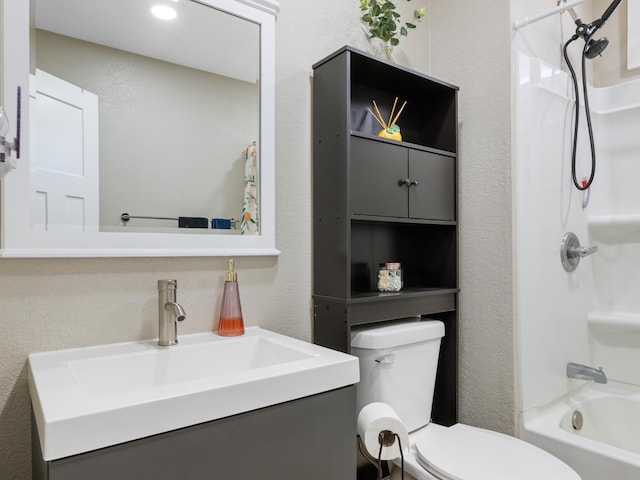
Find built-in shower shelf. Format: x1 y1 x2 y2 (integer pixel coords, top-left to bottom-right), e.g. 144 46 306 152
588 311 640 333
590 102 640 115
587 214 640 242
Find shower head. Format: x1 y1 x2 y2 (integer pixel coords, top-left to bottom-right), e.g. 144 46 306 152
567 0 623 55
585 37 609 58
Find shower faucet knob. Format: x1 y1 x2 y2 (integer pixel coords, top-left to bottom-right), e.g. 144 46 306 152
560 232 598 272
570 245 598 258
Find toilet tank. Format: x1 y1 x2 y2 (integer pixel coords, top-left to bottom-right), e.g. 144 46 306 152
351 320 445 433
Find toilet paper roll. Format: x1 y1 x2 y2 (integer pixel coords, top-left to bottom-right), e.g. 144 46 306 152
357 402 410 461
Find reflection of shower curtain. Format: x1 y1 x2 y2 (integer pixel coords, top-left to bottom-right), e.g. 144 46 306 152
241 141 258 235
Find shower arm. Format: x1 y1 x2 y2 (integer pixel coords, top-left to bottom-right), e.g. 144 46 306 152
593 0 624 29
569 0 624 37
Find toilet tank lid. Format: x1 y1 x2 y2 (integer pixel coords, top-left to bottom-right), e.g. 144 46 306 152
351 320 445 349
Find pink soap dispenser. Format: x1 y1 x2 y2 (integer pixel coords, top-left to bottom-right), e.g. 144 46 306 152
218 259 245 336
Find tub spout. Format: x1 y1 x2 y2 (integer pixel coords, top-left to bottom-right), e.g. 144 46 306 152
567 362 607 384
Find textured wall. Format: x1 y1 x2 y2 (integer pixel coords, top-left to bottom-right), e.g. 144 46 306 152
0 1 428 478
428 0 516 435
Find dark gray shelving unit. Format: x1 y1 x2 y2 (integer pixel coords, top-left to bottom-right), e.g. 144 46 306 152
312 46 459 426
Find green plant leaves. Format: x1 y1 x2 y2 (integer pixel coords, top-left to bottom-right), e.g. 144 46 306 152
359 0 424 50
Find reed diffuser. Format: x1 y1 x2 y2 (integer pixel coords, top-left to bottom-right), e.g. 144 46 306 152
366 96 407 141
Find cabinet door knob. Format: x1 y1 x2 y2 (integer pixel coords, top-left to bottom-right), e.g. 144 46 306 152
399 179 419 187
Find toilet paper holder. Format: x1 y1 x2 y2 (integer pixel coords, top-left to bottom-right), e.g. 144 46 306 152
357 430 405 480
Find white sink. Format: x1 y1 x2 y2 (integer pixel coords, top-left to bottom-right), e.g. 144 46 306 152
28 327 359 461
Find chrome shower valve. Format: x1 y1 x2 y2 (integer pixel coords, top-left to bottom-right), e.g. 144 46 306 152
561 232 598 272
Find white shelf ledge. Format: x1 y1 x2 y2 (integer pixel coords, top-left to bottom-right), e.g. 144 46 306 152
587 214 640 242
591 102 640 115
588 311 640 333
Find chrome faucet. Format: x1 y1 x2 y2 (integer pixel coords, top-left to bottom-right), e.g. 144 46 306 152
567 362 607 384
157 279 186 346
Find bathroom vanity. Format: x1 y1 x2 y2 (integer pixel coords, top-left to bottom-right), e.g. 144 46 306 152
32 387 356 480
29 328 360 479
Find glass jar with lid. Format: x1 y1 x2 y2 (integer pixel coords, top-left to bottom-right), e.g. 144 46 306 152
377 262 403 292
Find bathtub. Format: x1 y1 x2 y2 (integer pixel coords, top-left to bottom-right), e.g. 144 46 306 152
521 381 640 480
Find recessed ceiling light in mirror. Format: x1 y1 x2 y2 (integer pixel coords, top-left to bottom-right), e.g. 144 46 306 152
151 5 177 20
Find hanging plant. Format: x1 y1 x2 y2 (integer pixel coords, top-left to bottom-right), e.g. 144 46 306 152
359 0 425 61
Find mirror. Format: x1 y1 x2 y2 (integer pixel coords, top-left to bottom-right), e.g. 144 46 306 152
0 0 279 257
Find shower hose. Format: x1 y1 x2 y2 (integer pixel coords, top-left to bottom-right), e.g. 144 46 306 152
562 33 597 191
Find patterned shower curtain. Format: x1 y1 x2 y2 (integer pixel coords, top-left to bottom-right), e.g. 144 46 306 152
241 141 258 235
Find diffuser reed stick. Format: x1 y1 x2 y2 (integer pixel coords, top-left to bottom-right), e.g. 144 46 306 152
387 97 399 127
390 100 407 127
367 97 407 129
367 107 387 129
372 101 386 128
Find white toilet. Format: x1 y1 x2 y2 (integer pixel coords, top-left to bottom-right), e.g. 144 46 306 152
351 320 581 480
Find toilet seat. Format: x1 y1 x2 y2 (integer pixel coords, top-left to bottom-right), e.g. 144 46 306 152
412 423 580 480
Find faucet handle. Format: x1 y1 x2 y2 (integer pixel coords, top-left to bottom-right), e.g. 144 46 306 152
158 279 177 290
571 245 598 258
561 232 598 272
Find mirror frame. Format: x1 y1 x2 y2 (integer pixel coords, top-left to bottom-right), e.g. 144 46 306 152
0 0 280 257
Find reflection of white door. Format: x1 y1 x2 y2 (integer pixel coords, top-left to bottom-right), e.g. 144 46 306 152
630 0 640 70
29 69 99 231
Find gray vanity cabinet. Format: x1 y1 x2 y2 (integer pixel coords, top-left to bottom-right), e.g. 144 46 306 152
312 46 459 426
33 386 356 480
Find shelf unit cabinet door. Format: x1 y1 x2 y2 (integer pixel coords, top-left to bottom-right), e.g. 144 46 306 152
351 137 407 217
408 150 455 221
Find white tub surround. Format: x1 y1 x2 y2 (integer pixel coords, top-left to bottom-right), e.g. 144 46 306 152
515 47 640 480
522 381 640 479
515 51 594 412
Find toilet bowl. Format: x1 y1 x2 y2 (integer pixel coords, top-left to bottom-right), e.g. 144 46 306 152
351 320 581 480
